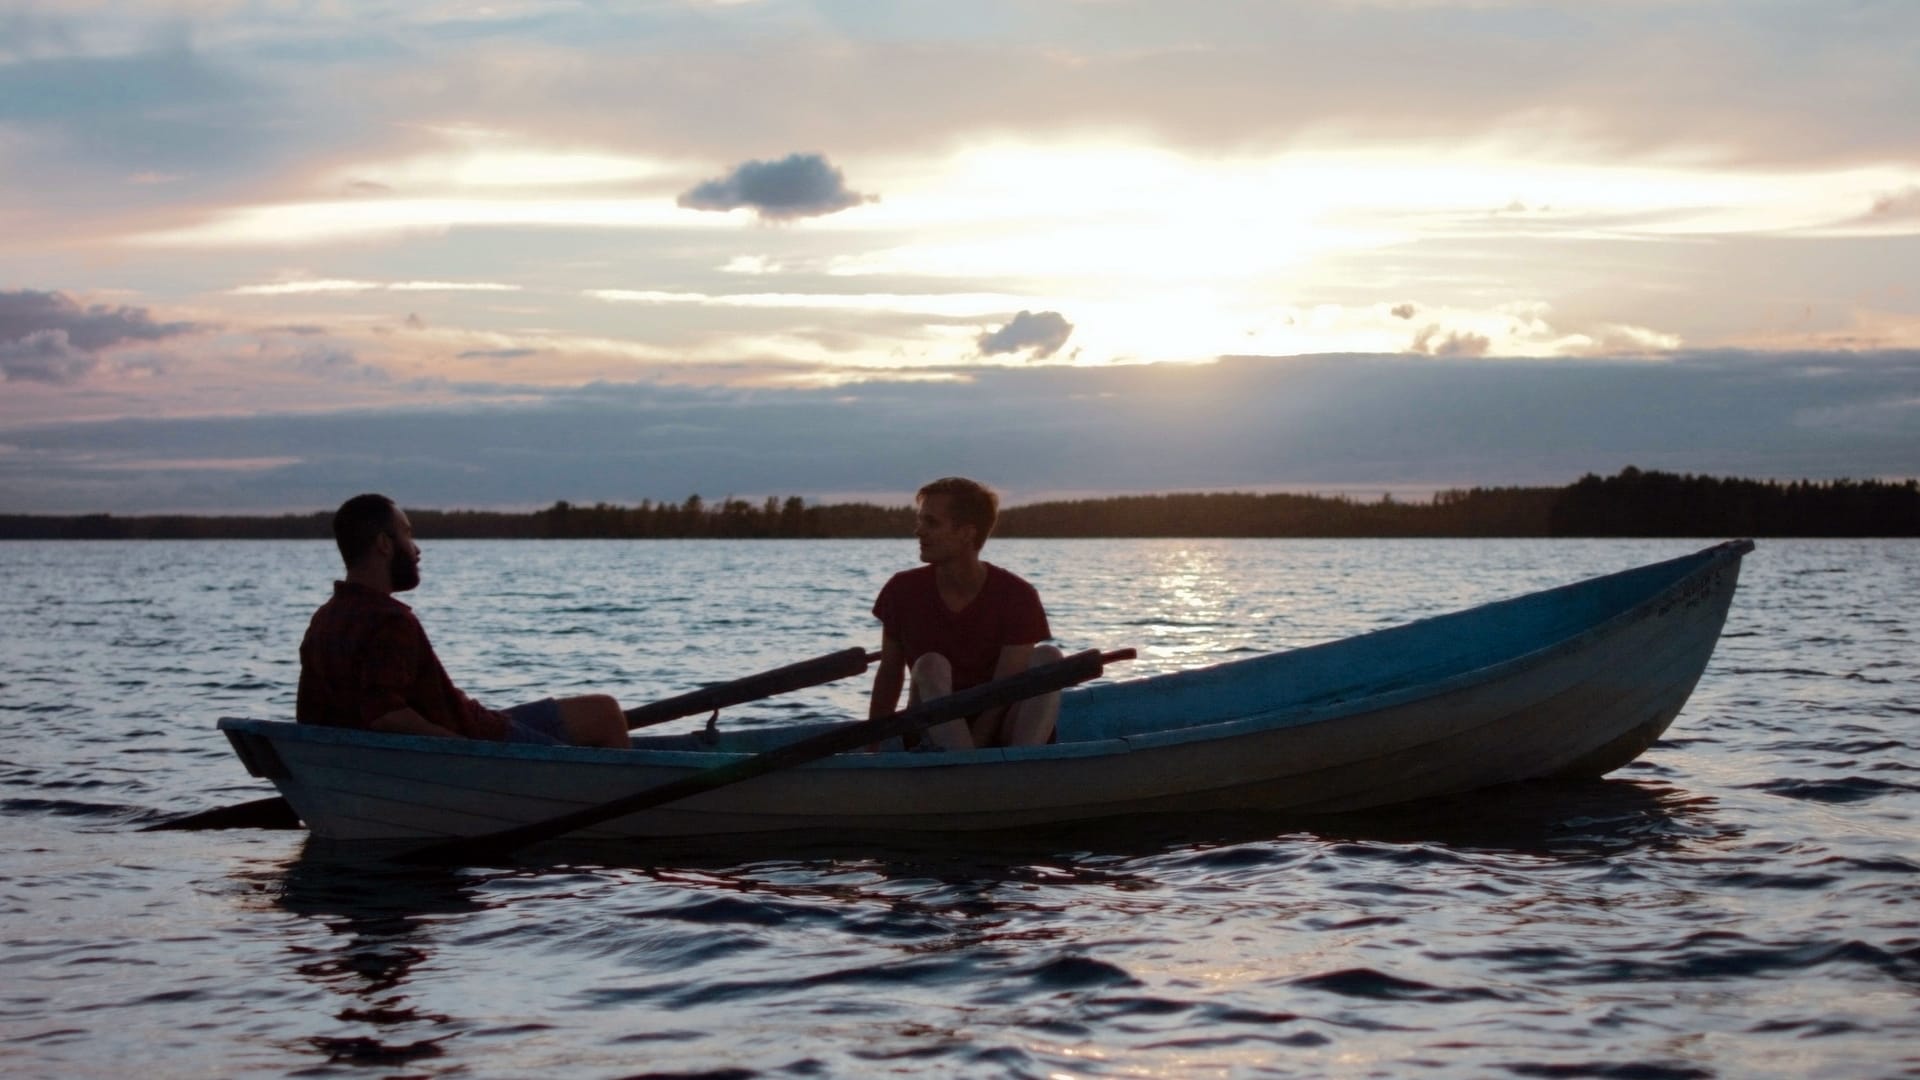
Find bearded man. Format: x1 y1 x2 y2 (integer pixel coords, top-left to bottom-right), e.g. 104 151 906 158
296 493 628 748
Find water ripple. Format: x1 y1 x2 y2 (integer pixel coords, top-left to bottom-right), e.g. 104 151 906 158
0 538 1915 1077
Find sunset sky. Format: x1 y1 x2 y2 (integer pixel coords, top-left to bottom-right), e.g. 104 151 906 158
2 0 1916 514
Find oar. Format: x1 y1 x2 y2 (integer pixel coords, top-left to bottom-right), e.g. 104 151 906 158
405 647 1136 864
143 646 883 832
142 794 302 831
621 646 878 729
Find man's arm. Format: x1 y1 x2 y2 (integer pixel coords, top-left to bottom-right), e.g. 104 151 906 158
867 633 908 720
355 617 468 738
864 633 908 751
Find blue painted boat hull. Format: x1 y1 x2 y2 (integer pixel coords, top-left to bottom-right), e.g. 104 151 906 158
219 541 1752 841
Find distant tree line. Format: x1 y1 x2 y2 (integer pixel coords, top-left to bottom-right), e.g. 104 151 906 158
1 468 1914 540
1000 468 1919 538
0 495 915 541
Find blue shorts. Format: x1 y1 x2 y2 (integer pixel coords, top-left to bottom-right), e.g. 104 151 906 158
502 698 567 745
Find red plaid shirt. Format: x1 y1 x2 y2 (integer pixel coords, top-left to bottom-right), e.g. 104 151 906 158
296 581 508 740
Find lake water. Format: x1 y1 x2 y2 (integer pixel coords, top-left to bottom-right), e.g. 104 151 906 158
1 538 1915 1079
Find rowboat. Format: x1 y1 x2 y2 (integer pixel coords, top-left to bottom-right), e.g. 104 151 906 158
218 540 1753 842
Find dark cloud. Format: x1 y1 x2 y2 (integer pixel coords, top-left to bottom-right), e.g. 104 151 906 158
1390 303 1418 320
677 153 875 221
3 350 1914 513
0 330 96 384
979 310 1074 359
0 289 200 351
0 290 203 383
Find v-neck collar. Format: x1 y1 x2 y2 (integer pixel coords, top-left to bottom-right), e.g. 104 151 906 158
933 562 991 615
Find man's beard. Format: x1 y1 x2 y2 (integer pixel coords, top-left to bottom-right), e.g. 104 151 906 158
390 546 421 592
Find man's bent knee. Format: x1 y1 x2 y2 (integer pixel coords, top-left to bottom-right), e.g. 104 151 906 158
907 654 970 749
909 653 953 698
559 694 629 748
1004 646 1065 747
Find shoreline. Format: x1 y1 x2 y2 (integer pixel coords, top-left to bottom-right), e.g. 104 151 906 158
2 467 1916 540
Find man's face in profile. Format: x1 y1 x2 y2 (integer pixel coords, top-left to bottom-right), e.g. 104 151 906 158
387 509 422 592
915 494 975 565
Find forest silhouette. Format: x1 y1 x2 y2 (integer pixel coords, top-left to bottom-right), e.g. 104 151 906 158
2 468 1914 540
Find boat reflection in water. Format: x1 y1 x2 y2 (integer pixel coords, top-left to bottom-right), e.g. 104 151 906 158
247 855 482 1067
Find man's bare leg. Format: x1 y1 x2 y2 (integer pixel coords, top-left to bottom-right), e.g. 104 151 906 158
556 694 631 748
1000 644 1064 746
909 653 974 750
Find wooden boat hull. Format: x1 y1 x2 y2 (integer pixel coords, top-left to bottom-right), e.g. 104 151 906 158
219 541 1752 841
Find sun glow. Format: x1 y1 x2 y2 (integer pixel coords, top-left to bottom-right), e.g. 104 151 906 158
135 196 724 246
114 132 1920 369
327 148 676 191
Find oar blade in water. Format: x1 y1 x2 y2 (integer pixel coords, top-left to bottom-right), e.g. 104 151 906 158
143 795 301 831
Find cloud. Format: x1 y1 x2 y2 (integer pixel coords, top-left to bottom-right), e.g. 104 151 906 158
1390 303 1418 320
390 281 520 292
231 280 381 296
290 343 386 382
0 289 203 383
230 279 522 297
0 13 76 60
9 3 1911 210
1410 324 1491 358
1867 186 1920 222
0 41 267 174
1565 323 1684 357
333 3 1916 173
677 153 875 221
586 287 1033 319
2 350 1916 513
978 311 1074 359
0 330 96 385
458 347 539 360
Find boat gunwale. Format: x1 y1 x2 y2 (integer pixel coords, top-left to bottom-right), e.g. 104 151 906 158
1106 537 1749 753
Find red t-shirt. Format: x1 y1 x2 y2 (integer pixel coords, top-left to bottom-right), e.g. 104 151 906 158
296 581 509 740
872 564 1051 691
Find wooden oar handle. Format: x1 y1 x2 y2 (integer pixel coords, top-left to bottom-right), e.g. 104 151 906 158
622 646 881 729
